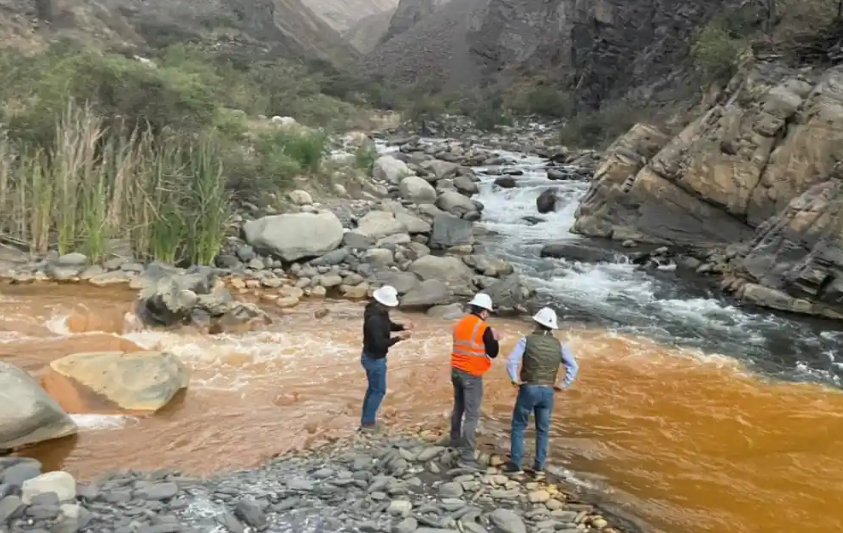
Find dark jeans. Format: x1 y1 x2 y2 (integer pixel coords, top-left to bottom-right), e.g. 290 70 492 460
450 368 484 461
361 353 387 426
510 384 555 470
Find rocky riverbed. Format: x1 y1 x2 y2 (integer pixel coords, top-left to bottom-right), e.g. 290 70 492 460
1 429 630 533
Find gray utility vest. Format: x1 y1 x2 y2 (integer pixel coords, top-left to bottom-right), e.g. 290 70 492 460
519 330 563 386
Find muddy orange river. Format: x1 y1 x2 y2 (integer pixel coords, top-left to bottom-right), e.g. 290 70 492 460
2 284 842 533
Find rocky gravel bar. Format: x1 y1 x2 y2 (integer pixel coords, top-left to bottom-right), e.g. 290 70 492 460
0 430 637 533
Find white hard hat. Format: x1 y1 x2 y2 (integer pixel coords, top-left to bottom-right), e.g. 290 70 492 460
373 285 399 307
468 293 493 311
532 307 558 329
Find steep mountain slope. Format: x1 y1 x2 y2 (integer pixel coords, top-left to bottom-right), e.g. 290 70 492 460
343 8 396 54
362 0 736 102
302 0 397 32
378 0 454 45
0 0 359 65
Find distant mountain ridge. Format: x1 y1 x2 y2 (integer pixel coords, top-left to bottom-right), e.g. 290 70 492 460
0 0 359 66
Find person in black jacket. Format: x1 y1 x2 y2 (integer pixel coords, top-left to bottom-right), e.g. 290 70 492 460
360 285 412 431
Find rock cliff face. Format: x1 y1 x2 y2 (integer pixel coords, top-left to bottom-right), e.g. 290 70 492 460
363 0 734 100
343 8 396 54
302 0 397 32
0 0 358 65
573 61 843 318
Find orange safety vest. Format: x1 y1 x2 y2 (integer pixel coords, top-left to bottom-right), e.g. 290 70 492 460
451 314 491 377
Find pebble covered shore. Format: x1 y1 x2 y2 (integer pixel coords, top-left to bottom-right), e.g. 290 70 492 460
0 429 633 533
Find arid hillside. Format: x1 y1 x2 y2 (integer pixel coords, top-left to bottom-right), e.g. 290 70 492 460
0 0 359 65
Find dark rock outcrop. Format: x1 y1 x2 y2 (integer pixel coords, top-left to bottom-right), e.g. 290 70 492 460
363 0 739 103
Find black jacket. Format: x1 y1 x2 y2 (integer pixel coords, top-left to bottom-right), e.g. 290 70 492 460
471 312 500 358
362 302 406 359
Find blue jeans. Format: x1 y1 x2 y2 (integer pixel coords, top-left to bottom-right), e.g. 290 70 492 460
510 384 555 470
360 353 387 426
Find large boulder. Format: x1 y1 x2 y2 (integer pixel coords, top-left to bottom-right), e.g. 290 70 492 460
423 160 460 181
429 213 474 250
399 176 437 204
373 155 413 184
401 279 454 308
0 362 77 449
375 271 422 294
436 191 478 217
463 255 514 277
484 273 533 312
243 212 344 262
49 351 189 411
408 255 474 294
540 241 619 263
536 189 558 214
353 210 409 239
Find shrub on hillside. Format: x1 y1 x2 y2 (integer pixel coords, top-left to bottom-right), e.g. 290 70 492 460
557 99 639 149
691 24 746 81
509 86 575 118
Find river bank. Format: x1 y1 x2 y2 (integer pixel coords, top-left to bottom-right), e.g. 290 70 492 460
2 427 636 533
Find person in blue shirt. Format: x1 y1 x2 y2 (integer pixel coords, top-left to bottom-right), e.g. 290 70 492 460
502 307 578 478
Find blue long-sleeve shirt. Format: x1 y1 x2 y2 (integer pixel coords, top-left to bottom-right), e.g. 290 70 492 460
506 336 579 388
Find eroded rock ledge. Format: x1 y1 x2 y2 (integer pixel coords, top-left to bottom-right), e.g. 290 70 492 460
573 61 843 319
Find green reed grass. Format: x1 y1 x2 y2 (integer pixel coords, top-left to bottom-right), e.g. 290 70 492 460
0 102 231 265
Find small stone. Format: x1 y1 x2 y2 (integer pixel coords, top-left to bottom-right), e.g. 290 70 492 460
528 489 551 503
288 478 315 491
416 446 444 462
1 463 41 487
387 499 413 517
0 495 24 523
438 482 463 498
393 516 418 533
545 499 564 510
134 481 178 501
275 296 300 308
489 508 526 533
234 499 267 530
21 472 76 504
591 517 608 529
489 489 520 499
550 510 578 521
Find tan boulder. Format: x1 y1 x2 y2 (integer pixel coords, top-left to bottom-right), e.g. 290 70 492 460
49 351 189 412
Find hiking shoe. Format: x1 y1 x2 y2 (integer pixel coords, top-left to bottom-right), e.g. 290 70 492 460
500 462 523 475
437 437 461 448
528 468 546 480
456 458 482 470
359 423 381 433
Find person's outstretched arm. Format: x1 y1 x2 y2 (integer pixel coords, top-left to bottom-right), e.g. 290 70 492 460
365 313 401 354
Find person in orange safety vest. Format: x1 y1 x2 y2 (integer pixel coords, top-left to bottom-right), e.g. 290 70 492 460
448 292 500 467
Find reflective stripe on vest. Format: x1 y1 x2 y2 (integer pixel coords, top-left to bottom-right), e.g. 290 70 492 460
451 314 490 376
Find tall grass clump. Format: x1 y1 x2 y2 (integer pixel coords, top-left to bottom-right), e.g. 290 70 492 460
0 103 230 265
354 144 378 174
253 128 328 190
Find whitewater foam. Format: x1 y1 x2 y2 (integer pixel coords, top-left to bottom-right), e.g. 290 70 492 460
70 414 139 430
